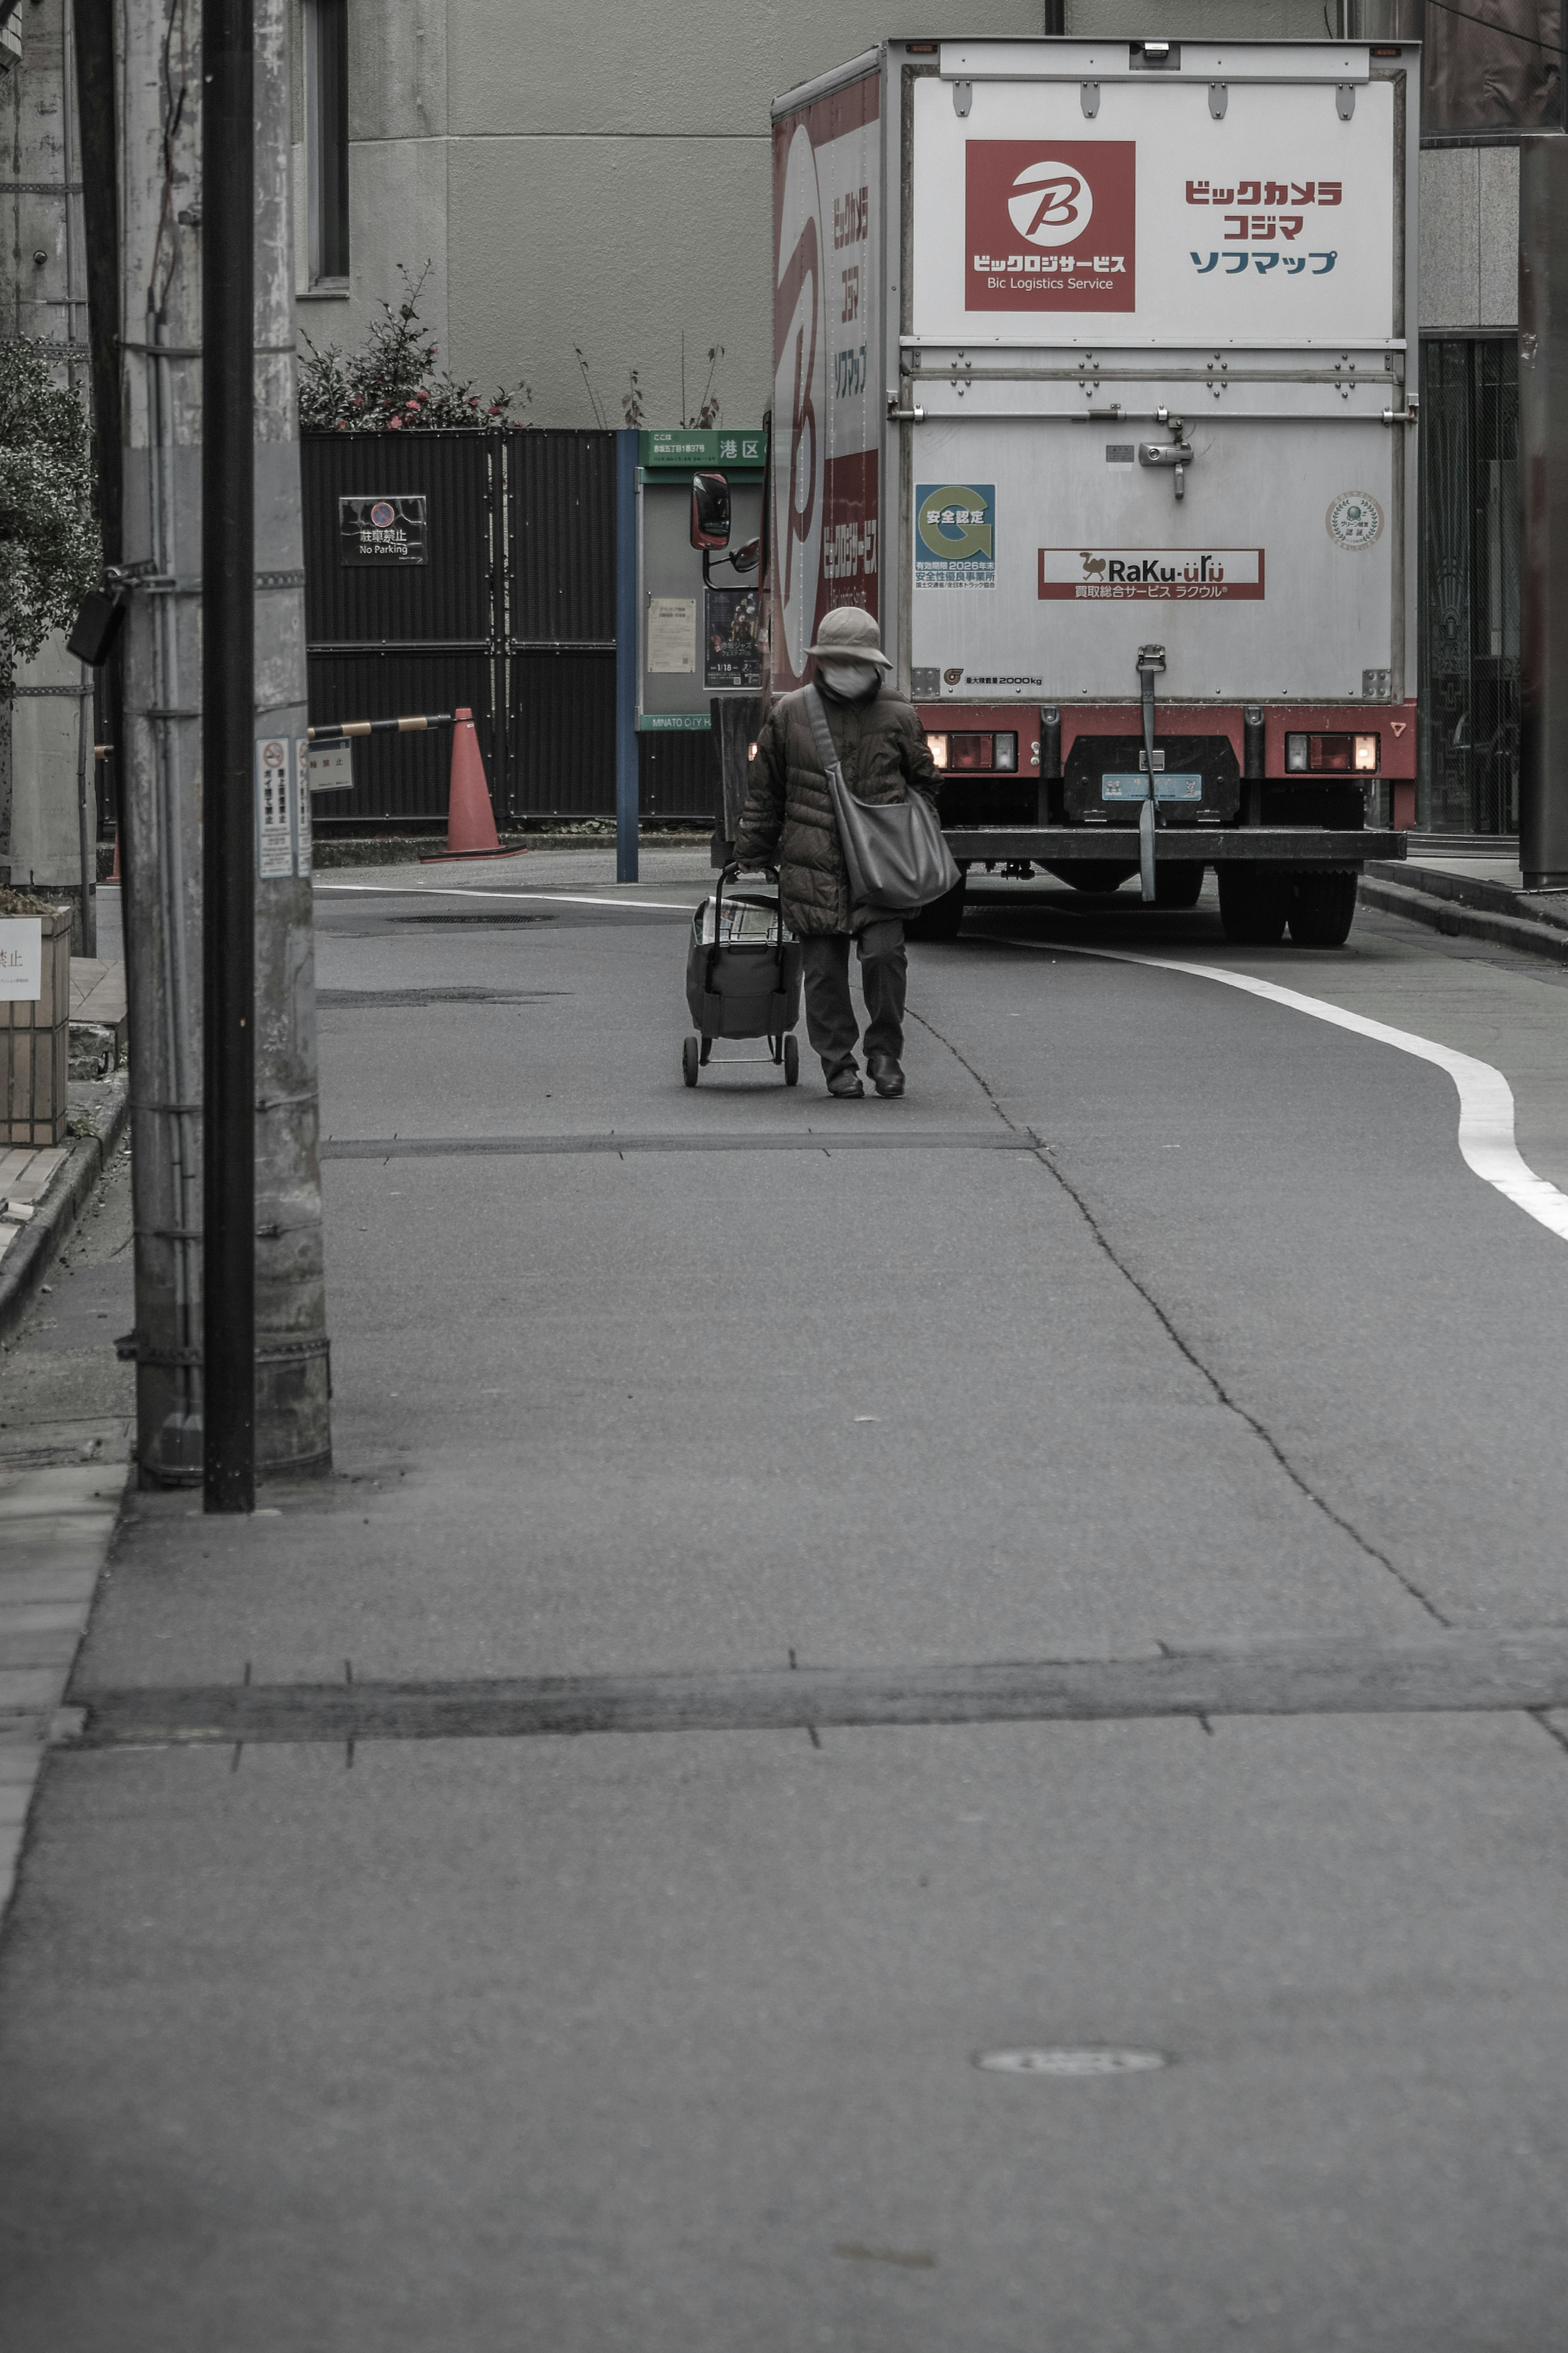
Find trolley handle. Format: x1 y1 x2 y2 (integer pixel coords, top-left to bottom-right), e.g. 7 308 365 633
715 863 786 981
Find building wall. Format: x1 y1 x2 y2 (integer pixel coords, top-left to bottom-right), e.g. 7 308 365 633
1419 145 1519 331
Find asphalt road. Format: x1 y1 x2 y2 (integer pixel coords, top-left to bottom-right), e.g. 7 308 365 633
4 860 1568 2350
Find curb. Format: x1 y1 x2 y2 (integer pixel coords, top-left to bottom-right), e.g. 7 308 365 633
1359 869 1568 969
310 830 711 868
0 1073 130 1347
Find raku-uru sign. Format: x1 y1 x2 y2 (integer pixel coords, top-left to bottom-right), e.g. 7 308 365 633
1039 547 1265 601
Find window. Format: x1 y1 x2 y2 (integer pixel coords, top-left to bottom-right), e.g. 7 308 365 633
1419 339 1520 834
307 0 349 283
1383 0 1565 141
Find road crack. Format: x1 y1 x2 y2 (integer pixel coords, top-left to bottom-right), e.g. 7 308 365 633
905 1003 1450 1627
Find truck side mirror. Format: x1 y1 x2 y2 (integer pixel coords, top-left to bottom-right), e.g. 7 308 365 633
690 471 732 551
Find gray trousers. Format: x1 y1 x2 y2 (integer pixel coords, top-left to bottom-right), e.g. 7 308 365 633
800 921 906 1073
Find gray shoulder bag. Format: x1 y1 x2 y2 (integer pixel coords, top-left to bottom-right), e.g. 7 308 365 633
804 686 960 916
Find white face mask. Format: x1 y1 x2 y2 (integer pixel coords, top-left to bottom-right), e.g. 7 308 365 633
818 657 880 698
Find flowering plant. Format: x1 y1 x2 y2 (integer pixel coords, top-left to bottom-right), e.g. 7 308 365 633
298 265 530 433
0 341 100 697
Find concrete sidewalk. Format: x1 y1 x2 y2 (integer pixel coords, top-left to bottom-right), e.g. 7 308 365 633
1361 849 1568 965
7 858 1568 2347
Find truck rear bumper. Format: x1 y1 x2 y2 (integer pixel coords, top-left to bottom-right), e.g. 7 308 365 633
943 828 1407 866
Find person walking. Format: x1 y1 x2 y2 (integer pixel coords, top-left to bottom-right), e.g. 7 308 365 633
733 608 941 1099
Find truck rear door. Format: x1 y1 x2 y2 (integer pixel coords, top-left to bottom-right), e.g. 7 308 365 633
902 41 1416 717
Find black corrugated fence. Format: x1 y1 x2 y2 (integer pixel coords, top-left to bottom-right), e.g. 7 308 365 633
302 428 715 831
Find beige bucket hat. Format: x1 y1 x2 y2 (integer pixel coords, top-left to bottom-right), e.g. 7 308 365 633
804 605 893 667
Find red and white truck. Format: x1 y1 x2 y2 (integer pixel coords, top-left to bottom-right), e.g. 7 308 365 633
768 34 1415 942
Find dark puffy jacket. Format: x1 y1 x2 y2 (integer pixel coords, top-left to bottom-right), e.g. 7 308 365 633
734 680 941 935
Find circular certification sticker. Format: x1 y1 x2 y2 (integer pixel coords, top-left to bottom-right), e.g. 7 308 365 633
1326 492 1384 552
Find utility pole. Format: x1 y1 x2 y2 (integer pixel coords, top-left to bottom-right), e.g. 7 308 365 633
201 0 256 1510
118 0 331 1490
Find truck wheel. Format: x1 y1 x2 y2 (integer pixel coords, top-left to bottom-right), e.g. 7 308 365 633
1152 863 1204 910
906 871 967 940
1289 870 1358 947
1057 861 1138 894
1218 865 1291 945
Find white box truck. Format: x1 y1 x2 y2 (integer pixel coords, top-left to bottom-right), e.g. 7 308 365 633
767 34 1416 942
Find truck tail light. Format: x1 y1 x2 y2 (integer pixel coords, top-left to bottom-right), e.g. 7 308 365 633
1285 732 1380 774
923 731 1018 773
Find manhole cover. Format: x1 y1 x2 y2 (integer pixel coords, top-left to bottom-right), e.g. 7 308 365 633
975 2048 1167 2076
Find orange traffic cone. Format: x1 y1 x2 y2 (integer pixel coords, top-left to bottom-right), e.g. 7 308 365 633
421 708 527 862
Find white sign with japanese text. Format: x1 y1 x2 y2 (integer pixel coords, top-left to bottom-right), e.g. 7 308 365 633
646 596 697 675
256 737 294 879
912 74 1396 348
0 920 43 1002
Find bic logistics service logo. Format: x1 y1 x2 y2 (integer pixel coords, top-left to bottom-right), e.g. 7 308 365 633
915 485 996 589
965 142 1136 313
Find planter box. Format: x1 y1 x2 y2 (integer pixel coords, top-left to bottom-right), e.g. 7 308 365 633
0 906 73 1145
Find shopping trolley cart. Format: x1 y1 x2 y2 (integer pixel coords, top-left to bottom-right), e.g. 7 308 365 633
682 864 803 1087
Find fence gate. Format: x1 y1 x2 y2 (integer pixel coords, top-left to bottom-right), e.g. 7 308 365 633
303 428 717 831
302 430 501 832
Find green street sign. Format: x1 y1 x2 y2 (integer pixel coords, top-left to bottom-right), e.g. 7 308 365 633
640 428 766 471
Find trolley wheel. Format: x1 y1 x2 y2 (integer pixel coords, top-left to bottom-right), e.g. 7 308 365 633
1288 870 1358 948
1218 863 1291 946
682 1035 700 1087
784 1035 800 1087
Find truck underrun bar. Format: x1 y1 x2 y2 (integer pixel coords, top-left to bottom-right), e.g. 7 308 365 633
942 829 1408 864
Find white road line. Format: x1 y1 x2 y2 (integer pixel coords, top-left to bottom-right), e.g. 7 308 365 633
315 883 695 913
1002 938 1568 1245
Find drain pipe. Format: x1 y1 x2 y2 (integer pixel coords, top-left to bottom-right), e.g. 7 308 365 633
143 301 203 1477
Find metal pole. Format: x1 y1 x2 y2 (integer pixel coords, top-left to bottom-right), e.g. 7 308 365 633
75 661 95 955
615 427 640 884
201 0 256 1511
1519 132 1568 890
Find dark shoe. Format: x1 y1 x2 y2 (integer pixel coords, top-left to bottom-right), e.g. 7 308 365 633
825 1063 864 1098
867 1054 905 1098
